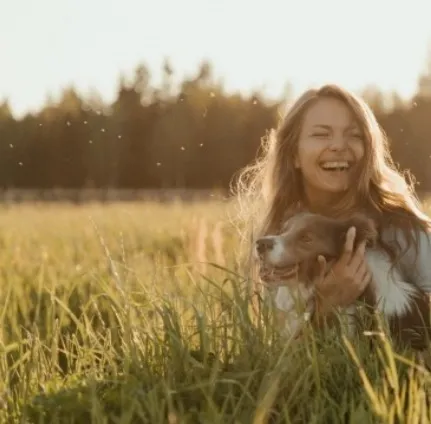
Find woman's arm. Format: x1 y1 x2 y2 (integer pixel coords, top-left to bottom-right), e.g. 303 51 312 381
309 293 338 330
411 230 431 293
386 227 431 293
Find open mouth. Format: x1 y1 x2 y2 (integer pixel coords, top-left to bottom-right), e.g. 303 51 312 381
319 161 352 172
261 264 299 282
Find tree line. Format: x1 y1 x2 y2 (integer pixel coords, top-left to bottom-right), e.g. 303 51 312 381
1 58 431 192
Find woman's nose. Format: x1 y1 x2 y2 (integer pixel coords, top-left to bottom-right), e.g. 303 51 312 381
328 133 347 150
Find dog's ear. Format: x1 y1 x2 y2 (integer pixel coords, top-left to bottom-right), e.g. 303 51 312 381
340 213 378 249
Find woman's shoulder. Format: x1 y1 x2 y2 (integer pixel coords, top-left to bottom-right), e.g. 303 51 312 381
381 224 431 248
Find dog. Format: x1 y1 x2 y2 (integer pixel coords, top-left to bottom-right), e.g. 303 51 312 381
255 212 431 351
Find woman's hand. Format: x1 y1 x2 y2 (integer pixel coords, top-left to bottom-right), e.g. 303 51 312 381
314 226 372 314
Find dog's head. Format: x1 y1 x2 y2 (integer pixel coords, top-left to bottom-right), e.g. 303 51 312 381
256 212 378 285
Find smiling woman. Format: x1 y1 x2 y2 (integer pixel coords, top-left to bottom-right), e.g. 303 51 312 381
294 97 365 208
235 83 431 339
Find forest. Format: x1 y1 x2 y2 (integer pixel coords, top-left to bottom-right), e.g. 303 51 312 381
1 58 431 194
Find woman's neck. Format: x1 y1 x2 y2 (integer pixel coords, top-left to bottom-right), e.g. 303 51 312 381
302 193 362 218
301 185 345 213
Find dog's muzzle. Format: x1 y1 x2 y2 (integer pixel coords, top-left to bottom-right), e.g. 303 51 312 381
255 236 275 255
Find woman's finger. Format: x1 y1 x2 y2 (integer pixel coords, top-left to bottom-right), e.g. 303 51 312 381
349 241 367 274
339 227 356 266
364 269 373 286
317 255 327 285
355 258 368 284
357 269 371 294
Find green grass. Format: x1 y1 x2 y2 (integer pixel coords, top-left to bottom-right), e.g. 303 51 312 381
0 200 430 423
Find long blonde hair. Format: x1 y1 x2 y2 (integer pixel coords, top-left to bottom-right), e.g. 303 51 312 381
234 84 431 273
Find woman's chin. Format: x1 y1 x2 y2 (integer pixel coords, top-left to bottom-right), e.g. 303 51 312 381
316 177 351 193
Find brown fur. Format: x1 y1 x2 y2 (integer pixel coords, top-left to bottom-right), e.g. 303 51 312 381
257 212 378 287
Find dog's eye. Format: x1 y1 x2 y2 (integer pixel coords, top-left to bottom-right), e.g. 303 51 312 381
300 233 313 243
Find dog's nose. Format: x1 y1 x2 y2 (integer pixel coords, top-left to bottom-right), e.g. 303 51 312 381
255 237 274 254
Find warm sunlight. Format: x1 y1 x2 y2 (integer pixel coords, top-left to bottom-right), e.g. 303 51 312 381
1 0 431 117
3 1 431 422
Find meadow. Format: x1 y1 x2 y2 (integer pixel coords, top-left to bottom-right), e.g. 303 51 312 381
1 199 431 423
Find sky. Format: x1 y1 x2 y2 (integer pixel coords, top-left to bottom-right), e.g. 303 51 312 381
1 0 431 118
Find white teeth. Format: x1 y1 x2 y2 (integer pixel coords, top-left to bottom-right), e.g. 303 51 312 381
321 161 350 170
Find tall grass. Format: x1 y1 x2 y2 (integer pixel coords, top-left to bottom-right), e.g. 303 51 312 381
0 200 430 423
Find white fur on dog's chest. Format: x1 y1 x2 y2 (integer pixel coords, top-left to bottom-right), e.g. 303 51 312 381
365 250 417 317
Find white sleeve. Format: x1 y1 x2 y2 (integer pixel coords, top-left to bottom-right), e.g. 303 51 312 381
412 230 431 293
272 285 314 338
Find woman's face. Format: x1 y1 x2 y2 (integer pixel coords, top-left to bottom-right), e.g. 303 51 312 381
294 97 365 208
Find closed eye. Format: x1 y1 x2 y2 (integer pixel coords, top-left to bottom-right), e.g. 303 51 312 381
347 129 363 139
312 132 330 138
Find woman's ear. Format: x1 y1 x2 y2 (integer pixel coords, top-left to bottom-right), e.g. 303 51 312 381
294 156 300 169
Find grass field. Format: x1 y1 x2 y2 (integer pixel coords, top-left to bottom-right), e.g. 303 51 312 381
1 200 431 423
